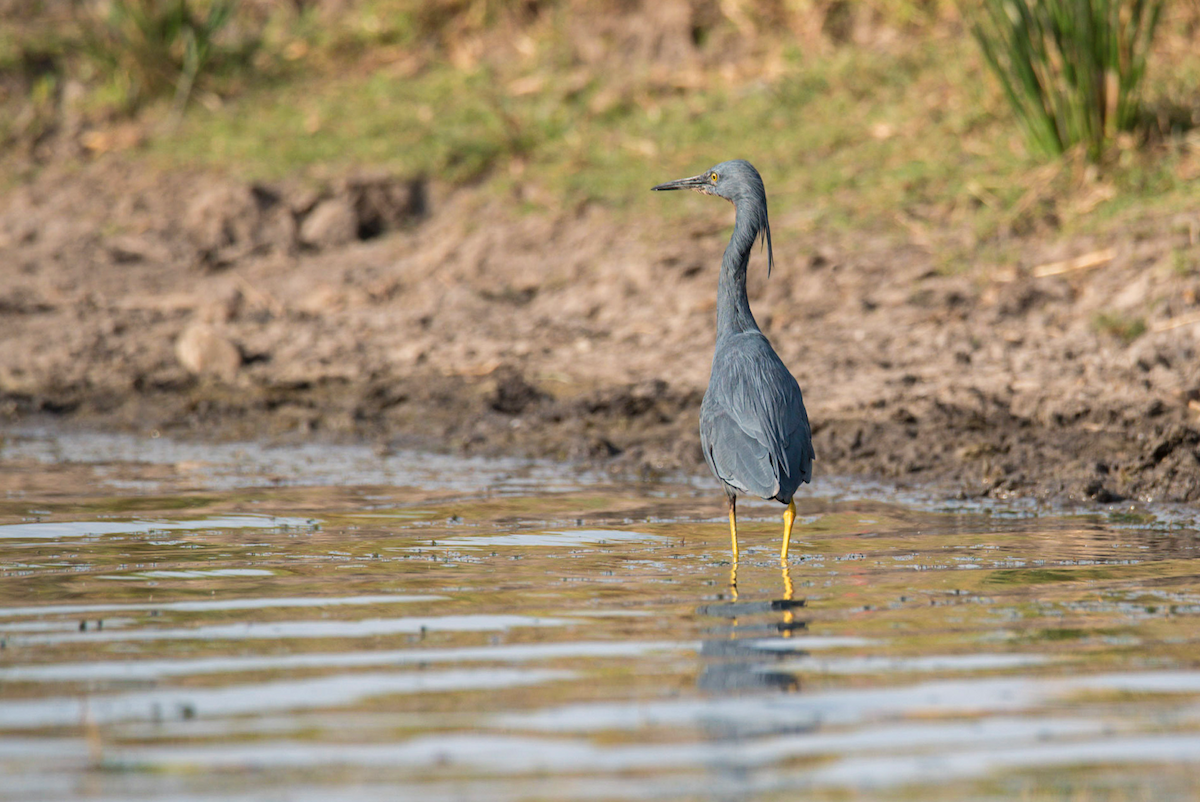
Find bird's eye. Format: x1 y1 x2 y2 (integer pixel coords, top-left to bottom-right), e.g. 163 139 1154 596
710 172 719 183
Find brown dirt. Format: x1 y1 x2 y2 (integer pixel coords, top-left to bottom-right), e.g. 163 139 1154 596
2 157 1199 505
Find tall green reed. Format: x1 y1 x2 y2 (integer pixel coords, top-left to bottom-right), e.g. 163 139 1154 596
969 0 1164 161
81 0 239 113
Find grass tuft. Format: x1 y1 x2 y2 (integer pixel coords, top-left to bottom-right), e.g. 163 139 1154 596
969 0 1165 162
1092 310 1147 343
78 0 251 114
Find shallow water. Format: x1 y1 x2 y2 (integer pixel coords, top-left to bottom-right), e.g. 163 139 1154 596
2 428 1200 801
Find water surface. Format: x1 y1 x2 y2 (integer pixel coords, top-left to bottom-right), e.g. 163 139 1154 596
2 428 1200 800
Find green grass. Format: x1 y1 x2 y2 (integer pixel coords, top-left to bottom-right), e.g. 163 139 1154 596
148 16 1200 247
152 35 1044 236
7 1 1200 247
79 0 244 113
1092 310 1148 343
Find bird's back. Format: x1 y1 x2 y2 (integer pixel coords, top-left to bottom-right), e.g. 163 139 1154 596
700 331 813 503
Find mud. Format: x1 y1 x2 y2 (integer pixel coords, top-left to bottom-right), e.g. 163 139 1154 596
1 157 1199 504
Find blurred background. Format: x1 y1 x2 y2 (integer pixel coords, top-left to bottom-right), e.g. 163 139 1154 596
4 1 1199 215
1 0 1199 501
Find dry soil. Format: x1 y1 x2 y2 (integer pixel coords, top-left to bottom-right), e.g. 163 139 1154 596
2 157 1199 505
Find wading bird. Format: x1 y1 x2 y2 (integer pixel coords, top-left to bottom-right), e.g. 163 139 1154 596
653 160 813 564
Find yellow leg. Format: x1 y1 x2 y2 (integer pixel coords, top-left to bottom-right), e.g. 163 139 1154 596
728 497 739 564
781 499 796 564
726 496 739 601
781 563 794 636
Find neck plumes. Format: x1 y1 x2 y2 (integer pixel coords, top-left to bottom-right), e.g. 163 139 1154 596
715 201 764 337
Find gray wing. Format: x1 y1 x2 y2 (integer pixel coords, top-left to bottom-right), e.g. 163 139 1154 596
700 332 814 502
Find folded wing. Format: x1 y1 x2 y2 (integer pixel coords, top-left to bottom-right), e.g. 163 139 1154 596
700 332 814 502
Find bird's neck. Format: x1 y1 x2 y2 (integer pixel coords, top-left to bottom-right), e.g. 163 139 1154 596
716 203 760 337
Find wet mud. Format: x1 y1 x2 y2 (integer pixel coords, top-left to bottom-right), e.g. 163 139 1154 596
2 159 1199 505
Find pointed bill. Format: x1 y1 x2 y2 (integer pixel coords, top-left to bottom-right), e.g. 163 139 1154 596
651 174 710 192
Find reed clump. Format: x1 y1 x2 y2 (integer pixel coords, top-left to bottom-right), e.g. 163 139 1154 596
969 0 1165 162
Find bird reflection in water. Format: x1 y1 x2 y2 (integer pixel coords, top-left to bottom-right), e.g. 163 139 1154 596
728 557 797 634
696 563 806 694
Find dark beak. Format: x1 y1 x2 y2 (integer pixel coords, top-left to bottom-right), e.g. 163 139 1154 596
651 174 709 192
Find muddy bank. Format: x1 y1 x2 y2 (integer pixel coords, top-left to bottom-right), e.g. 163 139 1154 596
2 158 1199 504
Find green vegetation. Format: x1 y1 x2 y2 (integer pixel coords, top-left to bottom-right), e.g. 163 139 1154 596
1092 310 1148 342
80 0 245 114
970 0 1165 161
2 1 1199 238
152 32 1058 239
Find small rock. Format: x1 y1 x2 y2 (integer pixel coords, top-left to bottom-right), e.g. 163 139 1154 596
175 323 241 381
299 198 357 250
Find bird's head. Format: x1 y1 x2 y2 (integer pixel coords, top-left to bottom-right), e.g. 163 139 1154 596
651 159 762 204
651 159 773 274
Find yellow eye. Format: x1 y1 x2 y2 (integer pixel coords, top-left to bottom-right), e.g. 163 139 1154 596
710 172 719 183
